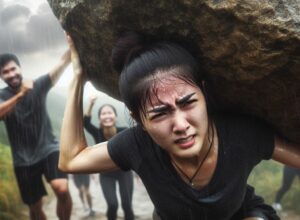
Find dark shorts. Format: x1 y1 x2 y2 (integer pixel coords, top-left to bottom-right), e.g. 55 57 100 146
73 174 90 188
14 151 67 205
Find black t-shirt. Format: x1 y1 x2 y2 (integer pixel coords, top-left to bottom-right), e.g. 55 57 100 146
108 114 277 220
83 115 128 177
0 74 58 166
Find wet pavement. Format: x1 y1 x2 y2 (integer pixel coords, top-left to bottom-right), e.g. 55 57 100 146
43 174 154 220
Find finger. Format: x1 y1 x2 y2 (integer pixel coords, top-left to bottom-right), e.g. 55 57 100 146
68 39 79 58
65 31 73 46
65 33 78 57
66 35 73 46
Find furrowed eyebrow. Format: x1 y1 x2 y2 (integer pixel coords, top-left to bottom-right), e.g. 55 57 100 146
176 92 196 105
147 105 171 113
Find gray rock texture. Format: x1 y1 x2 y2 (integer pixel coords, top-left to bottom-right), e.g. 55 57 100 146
48 0 300 143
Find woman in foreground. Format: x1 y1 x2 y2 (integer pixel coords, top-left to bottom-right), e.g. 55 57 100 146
59 32 300 220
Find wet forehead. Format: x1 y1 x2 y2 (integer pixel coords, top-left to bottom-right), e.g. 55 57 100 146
1 61 19 72
148 77 198 106
100 106 115 114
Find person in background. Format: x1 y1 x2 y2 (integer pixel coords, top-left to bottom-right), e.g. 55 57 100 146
60 32 300 220
72 173 95 216
272 165 300 211
0 51 72 220
83 96 134 220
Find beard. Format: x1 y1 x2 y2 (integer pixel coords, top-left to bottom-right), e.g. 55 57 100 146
7 75 23 90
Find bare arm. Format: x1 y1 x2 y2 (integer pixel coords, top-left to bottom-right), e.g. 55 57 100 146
59 35 118 173
272 136 300 168
49 49 71 85
85 95 97 117
0 80 33 119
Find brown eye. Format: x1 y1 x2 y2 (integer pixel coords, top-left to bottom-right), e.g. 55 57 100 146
150 112 166 120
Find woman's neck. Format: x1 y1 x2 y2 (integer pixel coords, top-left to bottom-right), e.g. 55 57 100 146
169 122 218 189
102 126 117 140
171 123 217 166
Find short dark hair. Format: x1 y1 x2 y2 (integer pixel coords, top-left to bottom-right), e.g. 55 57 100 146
0 53 20 72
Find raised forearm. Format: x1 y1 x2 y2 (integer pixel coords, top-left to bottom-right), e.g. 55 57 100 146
0 80 34 118
272 136 300 168
85 101 94 117
49 49 71 85
59 74 87 171
0 91 24 118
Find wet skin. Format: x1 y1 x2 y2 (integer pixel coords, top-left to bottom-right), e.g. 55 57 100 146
0 61 22 89
142 74 210 162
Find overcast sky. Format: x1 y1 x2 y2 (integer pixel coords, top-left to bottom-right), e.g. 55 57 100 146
0 0 122 98
0 0 68 81
0 0 127 122
0 0 65 54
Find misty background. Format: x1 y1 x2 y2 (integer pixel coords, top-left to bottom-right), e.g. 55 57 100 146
0 0 130 145
1 1 300 219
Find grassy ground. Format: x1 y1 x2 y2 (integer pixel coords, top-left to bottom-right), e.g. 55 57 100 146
0 144 28 220
249 160 300 213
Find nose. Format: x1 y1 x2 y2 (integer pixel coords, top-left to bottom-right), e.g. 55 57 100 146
7 70 16 78
172 110 190 134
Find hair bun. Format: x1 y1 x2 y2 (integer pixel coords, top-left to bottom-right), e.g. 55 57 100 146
111 31 144 73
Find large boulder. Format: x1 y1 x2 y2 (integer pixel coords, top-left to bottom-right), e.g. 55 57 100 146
48 0 300 143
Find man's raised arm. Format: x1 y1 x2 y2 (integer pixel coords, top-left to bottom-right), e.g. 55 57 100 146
49 49 71 85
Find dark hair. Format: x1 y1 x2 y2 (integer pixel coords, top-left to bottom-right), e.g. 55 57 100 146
98 104 117 118
0 53 21 72
112 32 209 124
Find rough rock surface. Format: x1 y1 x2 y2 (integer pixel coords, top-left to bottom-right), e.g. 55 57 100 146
48 0 300 143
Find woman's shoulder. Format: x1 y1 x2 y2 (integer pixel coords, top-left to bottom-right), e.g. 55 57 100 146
111 125 155 157
117 124 148 138
114 125 151 141
214 113 273 139
215 113 267 127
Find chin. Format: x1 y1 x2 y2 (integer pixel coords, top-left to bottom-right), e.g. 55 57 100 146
102 124 115 128
9 82 21 90
186 146 203 157
173 147 199 159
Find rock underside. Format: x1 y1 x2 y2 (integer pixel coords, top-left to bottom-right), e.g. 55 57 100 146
48 0 300 144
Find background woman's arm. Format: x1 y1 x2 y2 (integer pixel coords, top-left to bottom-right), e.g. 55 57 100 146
85 95 97 117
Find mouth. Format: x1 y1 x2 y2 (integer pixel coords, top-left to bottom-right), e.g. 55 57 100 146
102 119 114 123
101 119 115 126
174 135 196 149
8 77 21 88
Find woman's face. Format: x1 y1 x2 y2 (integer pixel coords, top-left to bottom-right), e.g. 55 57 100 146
99 106 117 128
142 74 209 159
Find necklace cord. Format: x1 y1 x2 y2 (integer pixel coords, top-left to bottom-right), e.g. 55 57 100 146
171 122 214 185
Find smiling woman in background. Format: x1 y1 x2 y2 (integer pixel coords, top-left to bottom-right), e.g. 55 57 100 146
83 96 134 220
59 32 300 220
